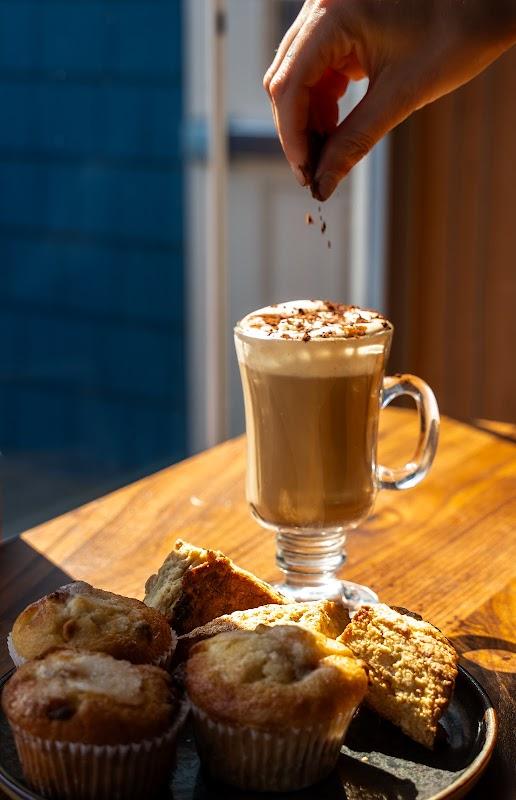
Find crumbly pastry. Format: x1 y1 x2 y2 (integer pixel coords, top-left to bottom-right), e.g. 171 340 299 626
175 599 349 662
340 604 459 748
186 625 367 791
144 539 286 633
1 649 187 800
9 581 174 669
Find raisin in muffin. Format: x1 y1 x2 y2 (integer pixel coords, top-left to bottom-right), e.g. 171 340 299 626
2 650 187 800
8 582 175 669
186 624 367 791
340 604 458 748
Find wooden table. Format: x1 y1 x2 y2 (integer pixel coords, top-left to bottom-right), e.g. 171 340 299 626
1 408 515 798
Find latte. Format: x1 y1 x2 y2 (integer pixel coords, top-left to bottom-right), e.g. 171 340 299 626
235 301 393 530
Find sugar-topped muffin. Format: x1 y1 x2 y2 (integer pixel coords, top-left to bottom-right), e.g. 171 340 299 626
186 624 367 791
9 581 174 668
2 649 187 800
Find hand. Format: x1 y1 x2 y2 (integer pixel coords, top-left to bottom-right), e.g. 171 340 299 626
264 0 516 200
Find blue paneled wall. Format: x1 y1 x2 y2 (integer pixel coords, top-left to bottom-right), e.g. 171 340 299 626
0 1 186 536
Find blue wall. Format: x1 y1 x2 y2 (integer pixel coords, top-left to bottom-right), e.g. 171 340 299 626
0 1 186 536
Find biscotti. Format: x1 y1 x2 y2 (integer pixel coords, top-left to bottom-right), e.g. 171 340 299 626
176 599 349 661
144 539 286 633
9 581 174 668
340 604 458 748
186 625 367 791
2 650 187 800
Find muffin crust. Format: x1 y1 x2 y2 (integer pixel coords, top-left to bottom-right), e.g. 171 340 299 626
2 650 179 745
11 582 174 666
144 539 286 633
176 600 349 661
186 625 367 730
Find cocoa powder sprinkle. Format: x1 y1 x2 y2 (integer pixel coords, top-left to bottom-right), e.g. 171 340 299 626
240 301 388 341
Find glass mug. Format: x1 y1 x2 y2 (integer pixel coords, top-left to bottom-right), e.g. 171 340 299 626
234 310 439 607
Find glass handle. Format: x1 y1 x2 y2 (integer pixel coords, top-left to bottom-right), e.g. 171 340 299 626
378 374 440 490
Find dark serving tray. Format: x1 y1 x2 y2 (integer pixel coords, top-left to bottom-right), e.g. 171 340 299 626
0 665 496 800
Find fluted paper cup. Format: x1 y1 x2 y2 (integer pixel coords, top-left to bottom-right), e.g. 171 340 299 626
9 701 189 800
7 633 25 668
190 702 356 792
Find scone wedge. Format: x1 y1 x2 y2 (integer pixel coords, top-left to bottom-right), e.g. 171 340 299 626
144 539 286 634
175 599 350 661
340 604 458 748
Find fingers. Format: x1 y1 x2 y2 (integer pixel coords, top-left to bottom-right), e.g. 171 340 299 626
263 1 310 94
313 71 415 200
267 11 352 186
264 3 312 185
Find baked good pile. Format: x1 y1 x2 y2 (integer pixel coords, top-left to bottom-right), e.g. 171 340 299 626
2 538 459 797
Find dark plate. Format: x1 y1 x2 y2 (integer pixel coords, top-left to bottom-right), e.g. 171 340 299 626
0 665 496 800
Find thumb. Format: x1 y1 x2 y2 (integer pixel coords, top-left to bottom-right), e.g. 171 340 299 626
313 73 413 201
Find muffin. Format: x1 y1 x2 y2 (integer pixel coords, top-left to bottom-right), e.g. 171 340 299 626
185 624 367 791
144 539 286 633
2 649 187 800
8 582 175 669
176 599 349 662
340 604 458 748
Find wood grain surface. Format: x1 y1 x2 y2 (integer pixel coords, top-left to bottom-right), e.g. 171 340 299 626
1 408 515 798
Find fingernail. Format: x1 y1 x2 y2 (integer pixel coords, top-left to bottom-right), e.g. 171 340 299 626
314 172 338 201
292 165 308 187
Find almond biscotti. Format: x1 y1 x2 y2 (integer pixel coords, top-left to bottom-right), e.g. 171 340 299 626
144 539 286 634
340 604 458 748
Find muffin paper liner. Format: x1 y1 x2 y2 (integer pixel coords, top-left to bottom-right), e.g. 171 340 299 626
190 703 357 792
155 632 176 671
6 633 25 668
9 701 189 800
6 631 176 671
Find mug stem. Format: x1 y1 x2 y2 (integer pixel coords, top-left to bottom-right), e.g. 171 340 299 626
276 527 347 588
273 527 379 607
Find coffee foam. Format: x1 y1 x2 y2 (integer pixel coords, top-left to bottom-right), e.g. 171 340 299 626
235 301 392 377
237 300 388 340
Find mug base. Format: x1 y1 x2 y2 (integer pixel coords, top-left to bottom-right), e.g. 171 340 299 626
274 579 378 611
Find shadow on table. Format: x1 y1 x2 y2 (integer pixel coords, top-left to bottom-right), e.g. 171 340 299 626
0 537 72 673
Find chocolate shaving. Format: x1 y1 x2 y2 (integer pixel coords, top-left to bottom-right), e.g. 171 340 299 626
305 213 314 225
